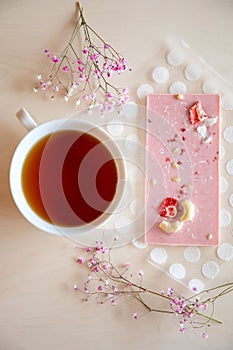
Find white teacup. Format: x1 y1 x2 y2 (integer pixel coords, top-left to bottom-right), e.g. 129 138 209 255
9 108 126 235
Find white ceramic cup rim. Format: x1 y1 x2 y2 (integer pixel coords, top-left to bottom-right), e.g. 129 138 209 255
9 112 126 235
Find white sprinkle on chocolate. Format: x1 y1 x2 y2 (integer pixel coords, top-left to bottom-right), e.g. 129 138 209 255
151 178 157 186
207 233 213 240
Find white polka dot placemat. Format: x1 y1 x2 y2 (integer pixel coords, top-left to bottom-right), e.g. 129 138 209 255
132 38 233 292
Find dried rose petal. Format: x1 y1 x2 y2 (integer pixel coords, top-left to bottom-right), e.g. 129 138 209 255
189 101 207 125
158 197 178 218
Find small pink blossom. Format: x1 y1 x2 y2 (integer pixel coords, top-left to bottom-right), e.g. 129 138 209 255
202 303 208 311
82 94 88 100
123 262 132 269
94 69 101 78
77 257 84 264
79 73 86 80
122 87 129 94
52 85 59 92
106 92 113 99
51 55 60 63
201 333 208 339
102 264 109 270
121 95 129 103
40 81 47 90
78 65 84 72
90 92 96 100
180 325 185 333
44 49 51 58
167 287 174 297
102 62 109 72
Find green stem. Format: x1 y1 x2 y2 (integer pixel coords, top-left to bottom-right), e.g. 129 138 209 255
196 311 223 324
76 2 86 25
51 4 83 81
102 262 172 302
85 23 121 59
134 294 173 315
194 282 233 299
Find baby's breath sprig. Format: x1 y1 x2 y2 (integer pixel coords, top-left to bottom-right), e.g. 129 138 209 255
34 2 131 112
73 240 233 339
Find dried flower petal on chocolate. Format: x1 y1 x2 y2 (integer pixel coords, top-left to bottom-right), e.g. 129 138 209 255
189 101 207 125
158 197 178 218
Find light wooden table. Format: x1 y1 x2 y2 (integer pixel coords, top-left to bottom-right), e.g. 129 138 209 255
1 1 233 349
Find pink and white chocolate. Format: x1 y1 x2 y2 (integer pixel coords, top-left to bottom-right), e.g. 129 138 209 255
145 94 220 246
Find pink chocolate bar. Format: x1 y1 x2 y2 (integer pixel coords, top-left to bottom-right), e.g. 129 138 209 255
145 94 220 246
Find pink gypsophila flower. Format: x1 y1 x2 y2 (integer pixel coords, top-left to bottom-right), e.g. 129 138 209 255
77 257 84 264
132 313 139 319
51 55 60 63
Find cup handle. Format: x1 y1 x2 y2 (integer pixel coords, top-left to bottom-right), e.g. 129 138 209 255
16 108 38 131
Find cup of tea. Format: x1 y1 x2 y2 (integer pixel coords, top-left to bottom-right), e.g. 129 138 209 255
9 108 126 236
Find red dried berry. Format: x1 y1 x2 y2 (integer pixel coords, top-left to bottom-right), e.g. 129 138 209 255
158 197 179 218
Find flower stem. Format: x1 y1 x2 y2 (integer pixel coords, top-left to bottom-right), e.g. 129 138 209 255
134 294 173 315
104 263 172 302
76 2 86 25
197 311 223 324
